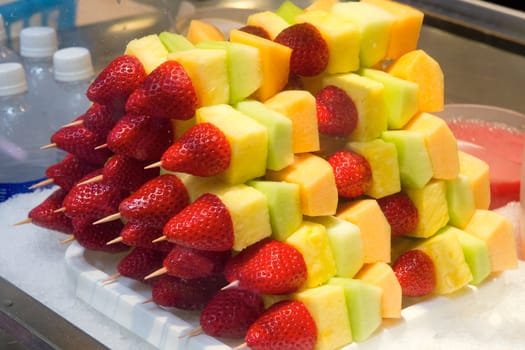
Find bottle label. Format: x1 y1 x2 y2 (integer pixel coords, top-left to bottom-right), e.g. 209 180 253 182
0 177 49 203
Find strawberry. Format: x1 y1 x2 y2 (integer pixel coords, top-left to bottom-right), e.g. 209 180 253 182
125 60 197 120
150 274 227 310
245 300 317 350
223 239 307 295
163 193 234 251
116 247 167 282
162 245 231 279
315 85 358 137
82 103 123 137
393 249 436 297
237 25 271 40
71 216 129 253
86 55 147 111
45 154 98 191
106 113 173 161
284 73 305 91
50 124 112 166
63 179 129 221
377 192 419 237
118 222 174 252
102 154 159 192
274 22 329 76
200 288 265 339
118 174 189 229
328 150 372 199
159 123 231 177
27 188 73 234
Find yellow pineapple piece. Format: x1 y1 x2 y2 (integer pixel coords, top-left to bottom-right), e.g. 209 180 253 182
125 34 168 74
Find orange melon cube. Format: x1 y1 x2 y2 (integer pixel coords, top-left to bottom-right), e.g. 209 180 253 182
458 151 491 210
186 19 225 44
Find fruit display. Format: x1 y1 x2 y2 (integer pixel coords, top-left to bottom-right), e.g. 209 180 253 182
15 0 521 349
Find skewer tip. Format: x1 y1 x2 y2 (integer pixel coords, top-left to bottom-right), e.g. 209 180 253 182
13 218 32 226
92 213 121 225
40 143 57 150
144 161 162 170
144 267 168 280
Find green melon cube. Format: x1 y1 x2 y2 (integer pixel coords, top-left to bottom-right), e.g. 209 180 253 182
446 174 476 229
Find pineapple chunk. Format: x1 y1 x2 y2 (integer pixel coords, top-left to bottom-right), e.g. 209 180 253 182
125 34 168 74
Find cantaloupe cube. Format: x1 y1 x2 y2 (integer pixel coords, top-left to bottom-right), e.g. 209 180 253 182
186 19 225 44
387 50 444 112
323 73 387 141
229 29 291 101
292 285 353 350
336 199 391 263
458 151 491 210
295 10 360 74
195 104 268 185
347 139 401 199
306 0 338 12
362 0 424 60
286 221 337 288
416 227 473 294
125 34 168 74
266 153 338 216
463 210 518 272
246 11 290 39
264 90 320 153
404 112 460 180
405 179 449 238
168 49 229 106
355 262 402 318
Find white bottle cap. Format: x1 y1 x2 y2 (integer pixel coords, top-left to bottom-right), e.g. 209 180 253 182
53 47 94 82
20 26 58 58
0 63 27 96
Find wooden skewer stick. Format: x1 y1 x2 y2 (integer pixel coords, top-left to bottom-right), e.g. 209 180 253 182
13 218 32 226
231 342 248 350
92 212 122 225
61 119 83 128
142 298 154 304
179 326 203 339
221 280 239 291
144 161 162 170
144 267 168 280
40 143 57 150
76 174 104 186
54 207 66 214
106 236 124 245
28 178 54 190
152 235 167 243
60 236 76 244
94 143 108 150
101 273 121 285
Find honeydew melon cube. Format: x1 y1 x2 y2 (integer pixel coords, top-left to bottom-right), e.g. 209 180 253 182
247 180 302 242
186 19 225 44
229 29 292 101
381 130 433 189
196 41 262 105
458 151 491 210
264 90 320 153
292 285 353 350
416 227 473 294
266 153 338 216
331 2 395 67
405 179 449 238
168 49 229 106
360 68 419 129
295 10 360 74
246 10 290 39
276 0 304 23
464 210 518 272
362 0 424 60
328 277 382 342
309 215 364 278
336 199 391 264
323 73 387 141
235 100 294 170
286 221 337 288
446 226 491 285
404 112 460 180
158 31 194 52
387 50 444 112
347 139 401 198
355 262 402 318
446 174 476 229
125 34 168 74
195 104 268 184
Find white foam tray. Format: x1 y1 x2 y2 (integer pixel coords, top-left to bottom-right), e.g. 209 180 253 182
65 241 525 350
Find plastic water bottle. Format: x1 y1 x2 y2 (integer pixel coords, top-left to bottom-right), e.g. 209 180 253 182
52 46 94 129
0 14 20 63
0 63 54 202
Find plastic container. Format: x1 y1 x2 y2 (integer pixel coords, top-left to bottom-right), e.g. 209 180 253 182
0 63 53 202
0 14 20 63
